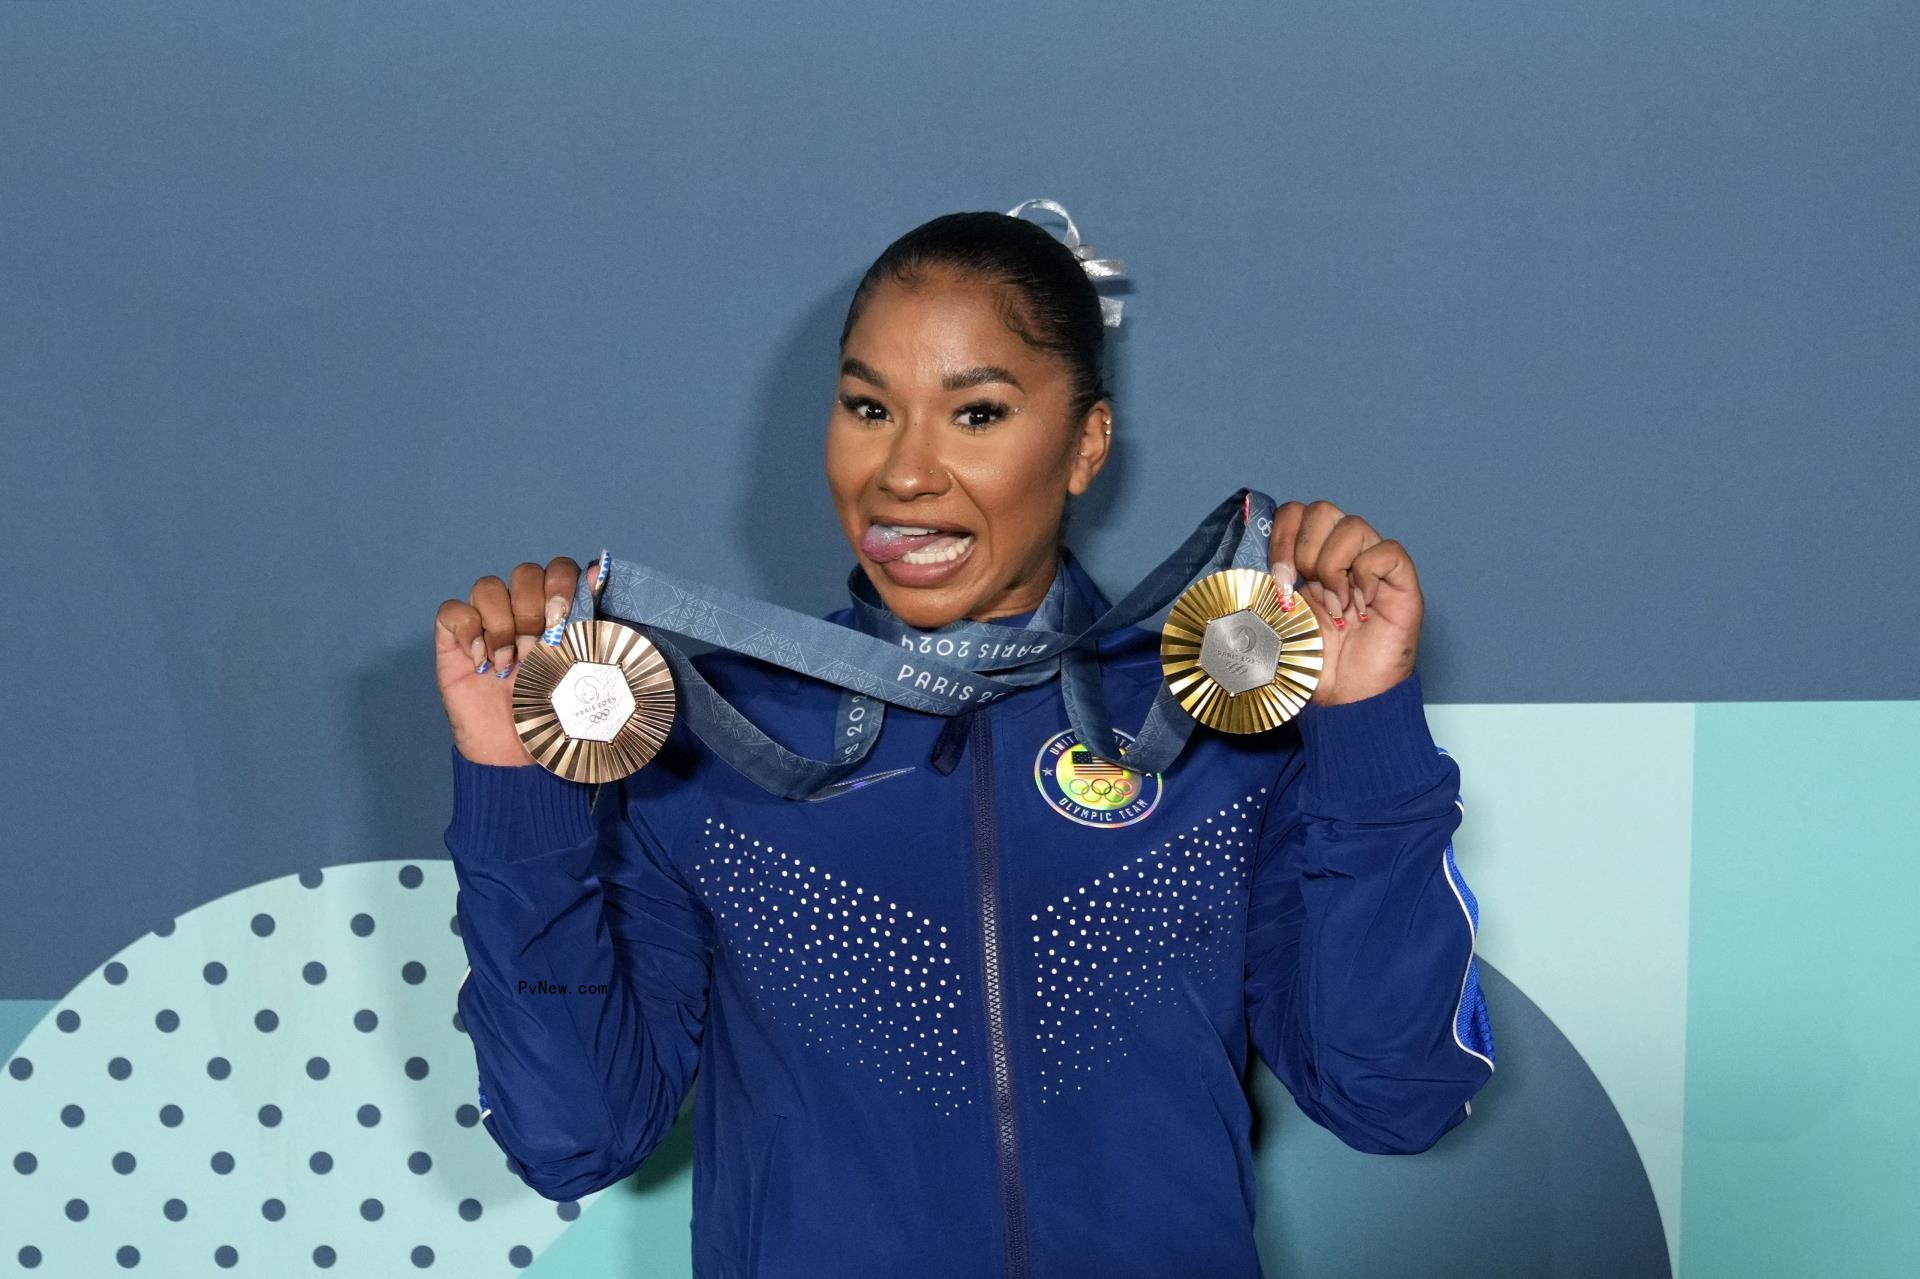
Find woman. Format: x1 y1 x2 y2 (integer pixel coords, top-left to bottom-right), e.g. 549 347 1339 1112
434 205 1495 1278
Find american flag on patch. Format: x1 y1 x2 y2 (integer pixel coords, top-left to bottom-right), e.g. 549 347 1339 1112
1067 748 1131 780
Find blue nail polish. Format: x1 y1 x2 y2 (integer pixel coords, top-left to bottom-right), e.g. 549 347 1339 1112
475 659 489 675
494 663 511 679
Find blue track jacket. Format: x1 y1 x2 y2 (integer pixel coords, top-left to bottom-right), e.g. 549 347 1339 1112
444 554 1495 1278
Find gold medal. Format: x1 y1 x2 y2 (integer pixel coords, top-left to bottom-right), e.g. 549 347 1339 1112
511 619 677 783
1159 568 1323 733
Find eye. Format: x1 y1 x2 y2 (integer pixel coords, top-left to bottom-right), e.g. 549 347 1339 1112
954 400 1011 431
837 392 889 423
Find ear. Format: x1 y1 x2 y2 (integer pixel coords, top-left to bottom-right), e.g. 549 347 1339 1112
1066 399 1113 497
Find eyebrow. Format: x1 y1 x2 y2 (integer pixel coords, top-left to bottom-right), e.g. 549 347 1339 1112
838 358 1024 394
943 365 1023 392
839 357 889 389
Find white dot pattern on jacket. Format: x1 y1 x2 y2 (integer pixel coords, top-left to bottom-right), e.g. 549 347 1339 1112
693 819 973 1114
690 793 1261 1113
1029 792 1262 1100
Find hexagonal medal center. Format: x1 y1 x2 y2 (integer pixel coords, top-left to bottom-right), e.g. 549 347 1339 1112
1198 609 1281 696
551 661 635 742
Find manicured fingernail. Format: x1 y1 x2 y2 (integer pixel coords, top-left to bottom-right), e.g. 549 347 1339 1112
545 594 568 628
492 645 512 671
470 638 487 673
1333 616 1346 630
493 661 511 679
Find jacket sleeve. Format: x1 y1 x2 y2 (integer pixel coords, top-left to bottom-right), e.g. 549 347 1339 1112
1243 670 1495 1155
444 741 714 1200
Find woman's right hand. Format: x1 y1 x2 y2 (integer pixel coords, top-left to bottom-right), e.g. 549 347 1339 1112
434 556 601 766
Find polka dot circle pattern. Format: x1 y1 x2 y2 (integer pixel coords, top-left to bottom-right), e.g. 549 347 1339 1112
0 861 601 1272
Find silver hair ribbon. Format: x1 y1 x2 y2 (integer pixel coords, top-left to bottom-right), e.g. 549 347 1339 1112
1006 197 1126 326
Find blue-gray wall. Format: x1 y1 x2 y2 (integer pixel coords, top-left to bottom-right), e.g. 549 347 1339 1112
6 0 1913 1009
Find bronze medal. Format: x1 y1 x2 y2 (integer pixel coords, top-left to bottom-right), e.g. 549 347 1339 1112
511 619 677 783
1159 568 1322 733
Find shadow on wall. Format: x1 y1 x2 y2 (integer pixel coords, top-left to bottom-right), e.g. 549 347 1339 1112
1252 962 1672 1279
355 649 461 866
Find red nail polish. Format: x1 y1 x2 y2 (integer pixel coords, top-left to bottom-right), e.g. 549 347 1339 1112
1334 617 1346 630
1358 611 1368 622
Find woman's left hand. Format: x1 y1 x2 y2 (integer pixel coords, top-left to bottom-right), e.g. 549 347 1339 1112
1267 499 1423 707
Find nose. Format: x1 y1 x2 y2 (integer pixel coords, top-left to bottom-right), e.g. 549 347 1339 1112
876 419 951 503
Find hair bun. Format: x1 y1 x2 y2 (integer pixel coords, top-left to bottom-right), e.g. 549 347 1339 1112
1005 198 1127 327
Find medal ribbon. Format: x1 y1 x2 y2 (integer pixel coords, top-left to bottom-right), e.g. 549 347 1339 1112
556 488 1279 800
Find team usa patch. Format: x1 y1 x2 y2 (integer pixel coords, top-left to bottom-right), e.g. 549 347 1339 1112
1033 727 1163 828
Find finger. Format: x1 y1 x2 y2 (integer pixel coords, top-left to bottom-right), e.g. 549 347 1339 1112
1302 580 1338 640
1292 500 1346 586
469 575 516 675
1315 514 1381 614
508 561 547 639
1349 538 1419 609
435 599 488 673
543 556 581 632
1308 577 1352 634
1268 502 1306 588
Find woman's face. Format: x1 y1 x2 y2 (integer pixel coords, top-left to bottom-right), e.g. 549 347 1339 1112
826 270 1111 631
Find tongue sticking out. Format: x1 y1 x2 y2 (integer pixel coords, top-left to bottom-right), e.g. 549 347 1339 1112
862 524 972 564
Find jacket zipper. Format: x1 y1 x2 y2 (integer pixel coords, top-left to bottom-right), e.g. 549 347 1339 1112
970 707 1030 1278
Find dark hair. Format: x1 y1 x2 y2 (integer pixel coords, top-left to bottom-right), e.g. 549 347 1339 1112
839 210 1112 423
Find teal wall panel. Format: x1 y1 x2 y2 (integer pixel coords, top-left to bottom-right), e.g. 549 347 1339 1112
1683 703 1920 1277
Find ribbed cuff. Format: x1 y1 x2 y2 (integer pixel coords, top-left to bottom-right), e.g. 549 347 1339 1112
1294 670 1445 805
445 743 597 864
